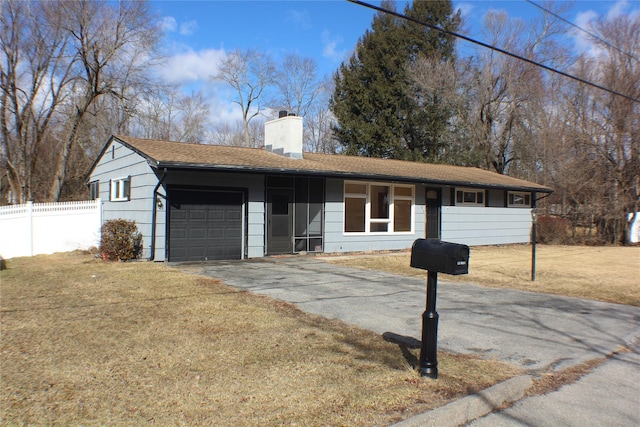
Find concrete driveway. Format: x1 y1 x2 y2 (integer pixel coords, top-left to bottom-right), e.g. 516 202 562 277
176 256 640 425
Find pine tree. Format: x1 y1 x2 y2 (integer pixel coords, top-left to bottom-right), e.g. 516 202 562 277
330 0 460 160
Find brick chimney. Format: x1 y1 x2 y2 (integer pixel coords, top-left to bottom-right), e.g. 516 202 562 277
264 111 303 159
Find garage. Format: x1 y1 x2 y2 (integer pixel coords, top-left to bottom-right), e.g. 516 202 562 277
168 189 244 262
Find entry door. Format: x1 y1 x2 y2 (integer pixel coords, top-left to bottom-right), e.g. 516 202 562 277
267 189 293 254
425 188 441 239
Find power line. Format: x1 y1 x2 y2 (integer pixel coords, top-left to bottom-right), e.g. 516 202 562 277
347 0 640 104
525 0 640 63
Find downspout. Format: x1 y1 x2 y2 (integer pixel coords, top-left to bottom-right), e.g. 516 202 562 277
150 168 168 261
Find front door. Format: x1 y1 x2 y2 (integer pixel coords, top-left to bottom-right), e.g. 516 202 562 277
267 189 293 254
425 188 441 239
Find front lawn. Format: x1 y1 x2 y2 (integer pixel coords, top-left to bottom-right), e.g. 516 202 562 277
326 245 640 306
0 252 519 426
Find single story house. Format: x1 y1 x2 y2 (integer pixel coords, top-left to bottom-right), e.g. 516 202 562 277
87 113 552 262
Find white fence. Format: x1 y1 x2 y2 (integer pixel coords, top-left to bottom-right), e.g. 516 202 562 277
630 212 640 244
0 200 102 259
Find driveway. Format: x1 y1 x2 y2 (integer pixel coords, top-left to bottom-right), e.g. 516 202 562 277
176 256 640 373
177 256 640 426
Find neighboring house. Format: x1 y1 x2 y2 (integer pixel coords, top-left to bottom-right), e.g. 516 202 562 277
87 113 553 262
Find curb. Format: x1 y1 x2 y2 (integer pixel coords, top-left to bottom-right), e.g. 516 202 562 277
391 374 533 427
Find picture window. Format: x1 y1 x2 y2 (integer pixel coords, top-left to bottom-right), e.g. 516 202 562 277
344 181 414 234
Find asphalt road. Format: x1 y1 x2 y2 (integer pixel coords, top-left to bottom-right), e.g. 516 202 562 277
176 256 640 426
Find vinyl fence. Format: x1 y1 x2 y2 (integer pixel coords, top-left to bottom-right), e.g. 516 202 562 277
0 200 102 259
630 212 640 244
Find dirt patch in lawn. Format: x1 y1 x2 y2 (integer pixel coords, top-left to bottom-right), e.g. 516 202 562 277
326 245 640 306
0 252 520 426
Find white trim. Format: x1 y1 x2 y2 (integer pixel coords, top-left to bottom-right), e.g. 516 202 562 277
508 191 531 208
343 180 415 234
110 176 130 202
455 187 485 206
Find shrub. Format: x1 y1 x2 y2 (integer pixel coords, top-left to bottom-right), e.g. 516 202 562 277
100 219 143 261
536 215 568 244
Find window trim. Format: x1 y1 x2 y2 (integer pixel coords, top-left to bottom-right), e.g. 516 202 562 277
344 181 414 234
455 188 485 206
507 191 531 208
89 180 100 200
110 176 131 202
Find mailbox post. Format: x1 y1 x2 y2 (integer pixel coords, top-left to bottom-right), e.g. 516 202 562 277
410 239 469 378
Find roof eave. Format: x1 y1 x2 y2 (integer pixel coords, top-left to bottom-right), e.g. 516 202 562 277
154 161 554 193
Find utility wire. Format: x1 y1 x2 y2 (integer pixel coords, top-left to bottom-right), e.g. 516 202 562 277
347 0 640 104
525 0 640 63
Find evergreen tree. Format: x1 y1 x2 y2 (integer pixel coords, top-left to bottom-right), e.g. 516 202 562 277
330 0 460 160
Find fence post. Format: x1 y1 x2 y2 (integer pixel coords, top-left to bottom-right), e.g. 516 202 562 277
27 201 34 256
96 198 102 246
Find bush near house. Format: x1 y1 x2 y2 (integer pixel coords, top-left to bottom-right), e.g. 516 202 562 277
536 215 569 244
100 219 143 261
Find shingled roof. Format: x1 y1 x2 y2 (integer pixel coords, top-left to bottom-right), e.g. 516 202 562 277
110 135 553 193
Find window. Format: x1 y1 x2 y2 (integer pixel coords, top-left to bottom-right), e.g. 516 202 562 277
508 191 531 207
455 188 484 206
110 177 131 201
89 181 100 200
344 181 414 233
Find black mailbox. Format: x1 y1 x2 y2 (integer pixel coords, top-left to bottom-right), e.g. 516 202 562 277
410 239 469 275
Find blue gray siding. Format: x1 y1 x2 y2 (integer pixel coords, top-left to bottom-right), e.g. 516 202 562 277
323 178 424 253
89 140 159 259
90 143 534 260
89 143 267 260
325 180 532 252
441 206 532 245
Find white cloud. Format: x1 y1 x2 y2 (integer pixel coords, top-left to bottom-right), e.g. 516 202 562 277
321 30 346 62
158 16 198 36
606 0 628 20
180 20 199 36
571 1 640 57
158 48 226 84
286 9 312 30
154 48 247 127
159 16 177 33
572 9 599 53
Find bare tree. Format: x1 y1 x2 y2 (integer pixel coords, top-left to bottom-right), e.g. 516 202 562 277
0 0 161 203
273 53 321 117
213 48 275 147
303 77 338 153
209 121 245 147
48 0 160 201
176 91 211 143
560 14 640 243
416 3 566 177
0 0 74 203
128 85 210 143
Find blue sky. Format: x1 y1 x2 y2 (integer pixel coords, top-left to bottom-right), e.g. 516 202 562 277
151 0 639 123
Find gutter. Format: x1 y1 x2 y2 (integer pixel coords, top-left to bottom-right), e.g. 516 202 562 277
149 168 168 261
154 162 554 194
